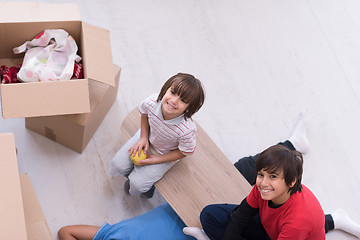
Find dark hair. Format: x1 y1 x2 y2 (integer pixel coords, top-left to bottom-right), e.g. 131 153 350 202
256 145 303 195
157 73 205 120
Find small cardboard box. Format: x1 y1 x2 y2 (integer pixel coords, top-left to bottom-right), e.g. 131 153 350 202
0 133 53 240
0 2 114 118
25 64 121 153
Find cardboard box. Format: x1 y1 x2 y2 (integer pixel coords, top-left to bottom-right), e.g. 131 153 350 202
20 174 53 240
25 64 121 153
0 3 115 118
0 133 27 239
0 133 53 239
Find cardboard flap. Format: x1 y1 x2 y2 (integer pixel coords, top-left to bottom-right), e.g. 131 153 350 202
0 2 81 23
0 133 27 239
1 80 90 119
20 174 53 240
82 22 115 86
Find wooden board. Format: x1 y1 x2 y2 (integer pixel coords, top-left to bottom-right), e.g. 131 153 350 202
121 108 252 227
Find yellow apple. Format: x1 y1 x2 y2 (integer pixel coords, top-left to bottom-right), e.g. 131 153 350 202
130 149 147 165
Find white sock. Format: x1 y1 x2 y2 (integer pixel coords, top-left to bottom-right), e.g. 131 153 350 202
183 227 210 240
332 208 360 238
288 110 309 154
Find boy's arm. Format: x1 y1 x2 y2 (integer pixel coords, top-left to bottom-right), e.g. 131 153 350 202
58 225 100 240
222 198 259 240
140 114 150 142
138 149 186 165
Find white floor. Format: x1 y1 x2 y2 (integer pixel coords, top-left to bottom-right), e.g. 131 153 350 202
1 0 360 239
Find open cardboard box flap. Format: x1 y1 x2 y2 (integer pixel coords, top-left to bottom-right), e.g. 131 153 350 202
82 22 115 87
20 173 53 240
0 3 115 118
0 133 27 239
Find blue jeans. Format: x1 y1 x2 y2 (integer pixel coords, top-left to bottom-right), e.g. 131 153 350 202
200 204 270 240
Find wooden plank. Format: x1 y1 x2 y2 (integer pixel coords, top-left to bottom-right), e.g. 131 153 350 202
121 108 252 227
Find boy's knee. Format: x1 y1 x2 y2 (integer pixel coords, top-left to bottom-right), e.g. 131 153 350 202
200 205 216 226
110 159 130 176
201 204 232 227
129 180 148 195
128 176 156 195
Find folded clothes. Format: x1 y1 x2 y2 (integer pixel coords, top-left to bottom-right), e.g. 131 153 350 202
0 65 21 84
72 62 83 79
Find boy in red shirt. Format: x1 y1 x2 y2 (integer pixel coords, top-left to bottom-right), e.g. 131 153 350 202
185 144 360 239
184 112 360 240
222 144 325 239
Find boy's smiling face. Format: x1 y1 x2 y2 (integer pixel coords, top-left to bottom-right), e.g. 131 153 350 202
256 168 295 206
161 87 189 120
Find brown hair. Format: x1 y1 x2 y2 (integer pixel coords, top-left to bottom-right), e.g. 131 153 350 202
256 145 303 195
157 73 205 120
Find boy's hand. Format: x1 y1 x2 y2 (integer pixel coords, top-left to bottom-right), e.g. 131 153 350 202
129 137 149 157
138 155 158 166
138 149 185 166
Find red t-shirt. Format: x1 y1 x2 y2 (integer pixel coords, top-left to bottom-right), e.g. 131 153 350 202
246 184 325 240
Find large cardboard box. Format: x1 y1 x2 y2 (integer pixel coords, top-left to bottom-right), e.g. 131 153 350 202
0 133 27 239
25 64 121 153
0 133 52 240
0 3 115 118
